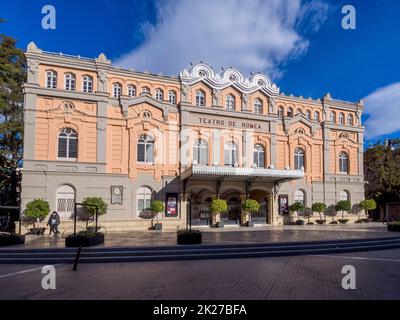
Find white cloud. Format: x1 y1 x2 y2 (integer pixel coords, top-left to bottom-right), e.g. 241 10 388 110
364 83 400 140
115 0 330 78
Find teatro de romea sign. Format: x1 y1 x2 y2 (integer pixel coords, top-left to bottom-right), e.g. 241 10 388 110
195 116 268 131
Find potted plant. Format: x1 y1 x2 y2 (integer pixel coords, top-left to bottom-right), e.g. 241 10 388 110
312 202 326 224
303 207 314 224
241 199 260 227
324 205 338 223
335 200 351 224
289 202 304 225
210 199 227 228
177 229 202 245
359 199 377 220
65 197 107 247
24 199 50 235
149 200 164 230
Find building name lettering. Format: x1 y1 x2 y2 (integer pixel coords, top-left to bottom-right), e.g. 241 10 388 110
198 117 262 130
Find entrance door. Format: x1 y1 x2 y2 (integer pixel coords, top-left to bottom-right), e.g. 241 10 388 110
221 198 241 224
190 198 211 226
56 185 75 218
252 197 268 224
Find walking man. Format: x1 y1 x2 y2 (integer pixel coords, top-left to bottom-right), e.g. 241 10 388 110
47 211 60 235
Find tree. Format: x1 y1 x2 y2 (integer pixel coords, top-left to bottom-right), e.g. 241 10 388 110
242 199 260 213
312 202 327 220
0 21 26 206
359 199 377 219
150 200 165 224
24 199 50 227
82 197 108 216
335 200 351 220
289 202 304 222
210 199 227 225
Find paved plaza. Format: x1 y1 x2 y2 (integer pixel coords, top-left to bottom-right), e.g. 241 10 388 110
6 223 393 249
0 247 400 300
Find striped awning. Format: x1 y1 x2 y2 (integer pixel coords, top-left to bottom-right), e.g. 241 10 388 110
181 165 305 180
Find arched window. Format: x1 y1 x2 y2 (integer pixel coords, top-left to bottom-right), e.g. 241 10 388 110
168 90 177 104
287 107 293 117
82 75 93 93
46 70 57 89
226 94 235 111
137 186 153 216
330 111 336 123
141 86 150 95
339 152 349 174
278 107 284 118
155 88 163 101
340 190 350 201
193 140 208 165
56 185 75 218
196 90 205 106
314 111 320 121
64 73 76 91
224 141 238 167
113 83 122 98
254 99 263 114
253 144 265 168
296 108 303 115
294 190 306 206
58 128 78 160
127 85 136 97
294 148 305 170
305 110 311 120
137 135 154 163
347 114 353 126
338 113 344 125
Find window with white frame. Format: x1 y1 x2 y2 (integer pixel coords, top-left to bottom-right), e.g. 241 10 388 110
294 190 305 206
155 88 163 101
253 144 265 168
141 86 150 95
224 141 238 167
314 111 320 121
193 139 208 165
58 128 78 160
305 110 311 120
127 85 136 97
46 70 57 89
137 135 154 163
254 99 263 114
226 94 235 111
347 114 353 125
338 113 344 125
64 73 76 91
82 75 93 93
330 111 336 123
56 185 75 218
340 190 350 201
168 90 176 104
278 107 284 118
294 148 305 170
137 186 153 216
196 90 205 106
287 107 293 117
339 152 349 174
113 83 122 98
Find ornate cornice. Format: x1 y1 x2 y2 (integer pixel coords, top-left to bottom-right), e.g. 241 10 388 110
179 63 280 96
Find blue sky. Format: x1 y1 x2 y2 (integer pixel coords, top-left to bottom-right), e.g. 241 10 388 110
2 0 400 145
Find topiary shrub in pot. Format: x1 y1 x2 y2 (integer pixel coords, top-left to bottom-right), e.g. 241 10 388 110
82 197 108 231
241 199 260 227
335 200 351 220
312 202 326 223
289 202 304 225
359 199 377 221
303 207 314 224
210 199 227 228
149 200 165 230
24 199 50 235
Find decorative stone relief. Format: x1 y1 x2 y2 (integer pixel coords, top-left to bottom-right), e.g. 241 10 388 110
97 69 108 92
269 97 276 114
27 60 39 85
212 88 221 106
241 93 249 110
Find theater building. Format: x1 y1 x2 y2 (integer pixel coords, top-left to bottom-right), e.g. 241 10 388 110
21 42 366 229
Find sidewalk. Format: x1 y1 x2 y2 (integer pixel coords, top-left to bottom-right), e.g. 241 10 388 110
3 223 394 249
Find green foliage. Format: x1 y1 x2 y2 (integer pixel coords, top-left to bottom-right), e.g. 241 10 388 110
150 200 165 214
25 199 50 222
335 200 351 212
210 199 228 214
359 199 377 212
82 197 108 216
241 199 260 213
312 202 326 214
0 29 26 205
289 202 304 213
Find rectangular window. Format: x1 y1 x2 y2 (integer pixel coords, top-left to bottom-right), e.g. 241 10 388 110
58 138 67 158
68 139 78 158
137 144 145 162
